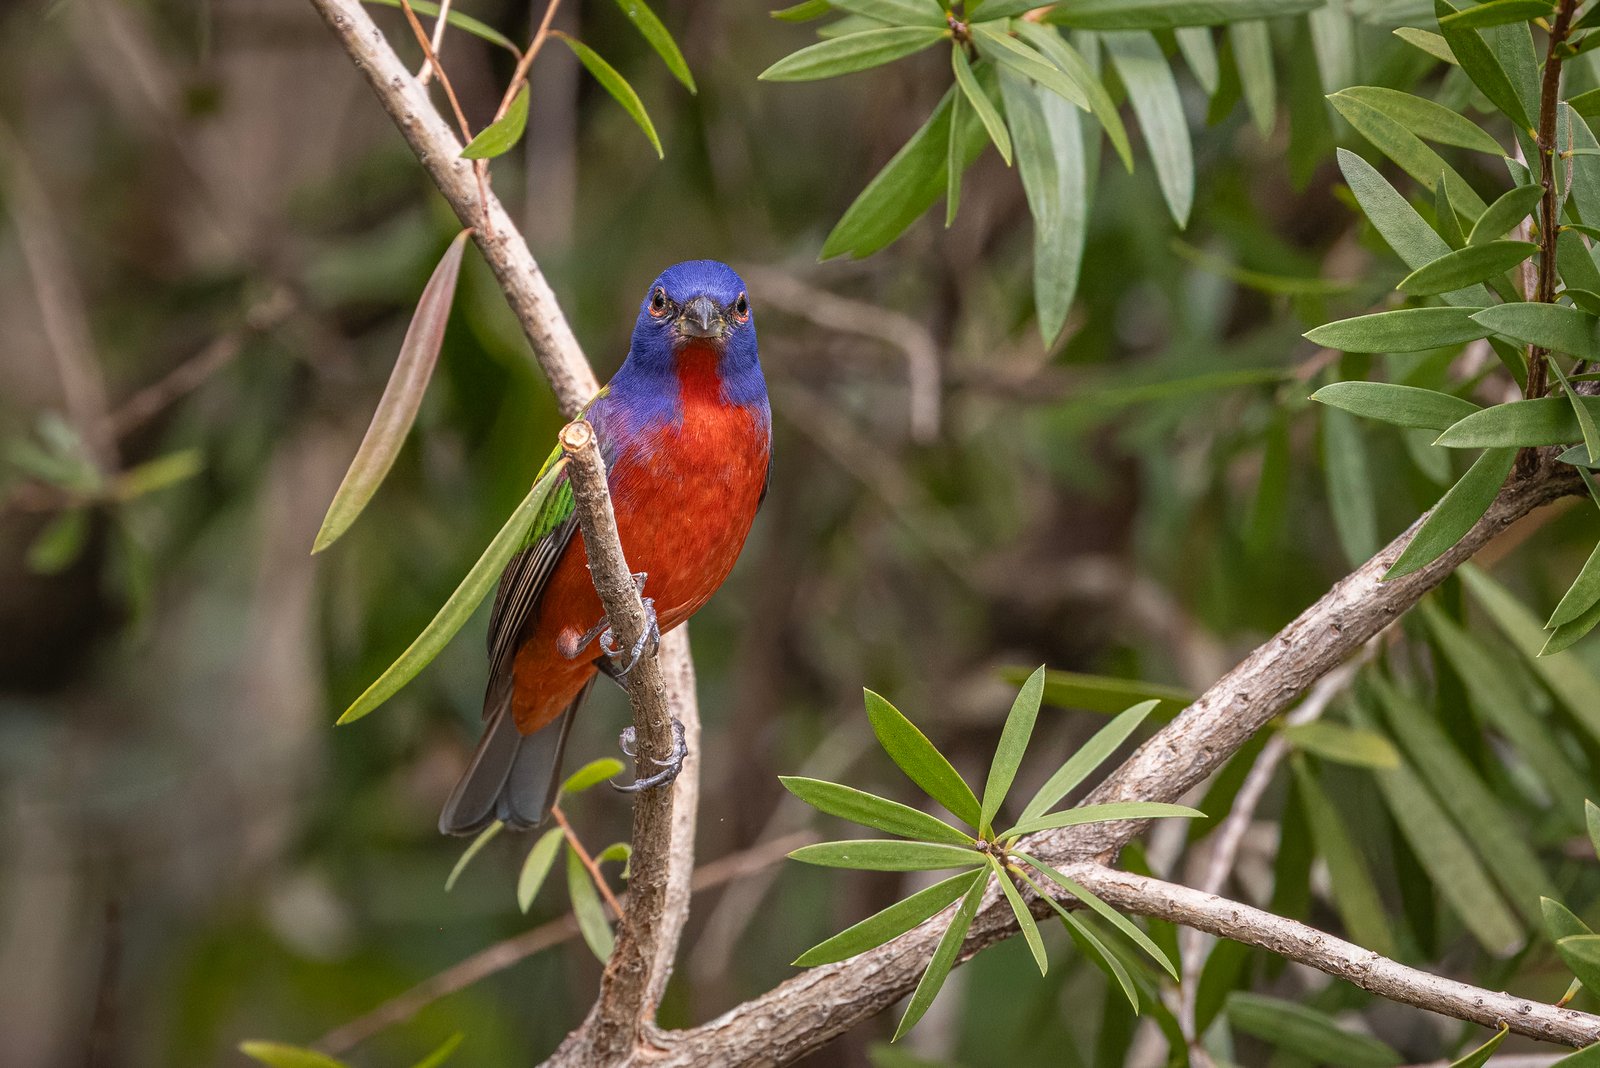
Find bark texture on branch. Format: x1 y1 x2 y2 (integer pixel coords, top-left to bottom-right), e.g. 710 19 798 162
552 421 697 1063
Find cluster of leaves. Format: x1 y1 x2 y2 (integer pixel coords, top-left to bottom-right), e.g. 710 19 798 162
1305 0 1600 648
784 667 1204 1038
760 0 1332 342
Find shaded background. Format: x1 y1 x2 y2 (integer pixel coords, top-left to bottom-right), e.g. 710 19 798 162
4 1 1600 1066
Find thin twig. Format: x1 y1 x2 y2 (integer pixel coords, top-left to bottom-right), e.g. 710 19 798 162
494 0 564 126
415 0 454 84
551 804 628 925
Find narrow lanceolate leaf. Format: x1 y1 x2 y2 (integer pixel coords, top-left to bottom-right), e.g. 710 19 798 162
1002 801 1204 839
952 48 1012 166
970 0 1051 18
864 689 982 827
446 821 502 891
980 664 1046 832
1025 870 1139 1009
1019 699 1159 822
1545 897 1594 943
314 229 470 553
1559 230 1600 295
561 758 625 796
779 777 975 844
1543 598 1600 655
1435 396 1600 447
338 458 568 724
1311 379 1482 432
1324 406 1379 566
1588 799 1600 859
567 845 615 961
1552 541 1600 628
1293 759 1396 957
1386 447 1516 579
1016 851 1178 978
789 839 985 871
614 0 696 91
831 0 946 26
1022 670 1190 717
822 85 988 258
946 80 965 226
1281 722 1399 769
1394 27 1456 64
1226 993 1404 1067
1448 1025 1509 1068
516 827 565 912
461 84 530 159
1331 87 1502 155
1044 0 1322 30
1567 103 1600 229
1438 0 1554 30
1229 21 1274 137
759 26 947 80
794 869 984 966
1304 307 1489 353
408 1033 465 1068
1467 184 1542 244
556 36 663 158
363 0 518 52
990 856 1048 975
1329 94 1486 215
771 0 832 19
972 24 1088 110
238 1042 349 1068
1014 22 1133 170
1435 0 1532 130
1470 303 1600 361
1337 149 1490 307
1175 26 1219 93
1558 934 1600 995
1550 358 1600 465
1105 31 1191 227
1397 241 1536 296
893 868 988 1039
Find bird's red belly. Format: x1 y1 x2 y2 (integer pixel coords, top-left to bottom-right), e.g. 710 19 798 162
510 404 769 733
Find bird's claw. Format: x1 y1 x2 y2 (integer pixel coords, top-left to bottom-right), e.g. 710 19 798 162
612 719 688 793
571 572 660 679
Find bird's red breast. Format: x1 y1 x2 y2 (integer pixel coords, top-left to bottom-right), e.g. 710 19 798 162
510 343 771 733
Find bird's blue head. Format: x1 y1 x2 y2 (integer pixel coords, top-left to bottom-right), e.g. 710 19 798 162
618 260 764 408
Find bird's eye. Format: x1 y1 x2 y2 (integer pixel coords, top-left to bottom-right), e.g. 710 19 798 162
649 288 669 316
733 293 750 321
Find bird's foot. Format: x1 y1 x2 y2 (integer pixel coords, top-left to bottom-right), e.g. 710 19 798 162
612 719 688 793
572 572 661 679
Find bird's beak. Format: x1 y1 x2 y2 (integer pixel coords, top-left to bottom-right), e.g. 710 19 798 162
677 294 726 339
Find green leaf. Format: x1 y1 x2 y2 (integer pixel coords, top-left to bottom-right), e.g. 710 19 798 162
1323 406 1379 566
1309 381 1481 432
1281 721 1399 769
362 0 518 52
1394 27 1457 64
561 758 625 796
946 79 965 227
337 458 568 724
461 84 529 159
26 508 88 575
790 839 986 871
1558 933 1600 995
1386 447 1516 579
1045 0 1323 30
1435 396 1600 447
1438 0 1554 30
1025 871 1140 1009
517 827 565 912
893 867 988 1039
1105 31 1192 227
114 448 204 500
780 777 975 844
1175 26 1220 94
239 1042 349 1068
1336 148 1490 307
1397 241 1536 296
1018 669 1190 717
556 35 663 158
822 85 988 258
1019 698 1159 823
1543 597 1600 654
816 13 890 36
1435 0 1533 130
980 664 1046 833
1016 851 1178 978
972 24 1088 110
1467 183 1543 244
1550 358 1600 466
446 821 502 891
1552 1042 1600 1066
1565 105 1600 228
794 869 985 966
1328 93 1488 215
970 0 1052 18
1292 759 1396 957
990 856 1048 975
1470 303 1600 360
1589 799 1600 858
952 47 1012 166
864 689 983 827
1371 677 1554 927
614 0 695 91
1228 21 1274 137
567 845 615 961
771 0 832 19
760 26 947 80
1544 897 1594 943
1002 801 1205 838
1304 307 1490 353
1225 993 1403 1067
1559 229 1600 295
831 0 945 26
1447 1025 1509 1068
314 229 471 552
408 1033 464 1068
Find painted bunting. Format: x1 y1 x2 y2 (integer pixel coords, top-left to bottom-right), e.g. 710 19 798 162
440 260 771 835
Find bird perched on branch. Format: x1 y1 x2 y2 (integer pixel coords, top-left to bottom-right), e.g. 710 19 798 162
440 260 771 835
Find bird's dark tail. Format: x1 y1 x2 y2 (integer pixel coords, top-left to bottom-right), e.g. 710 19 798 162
438 678 594 836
